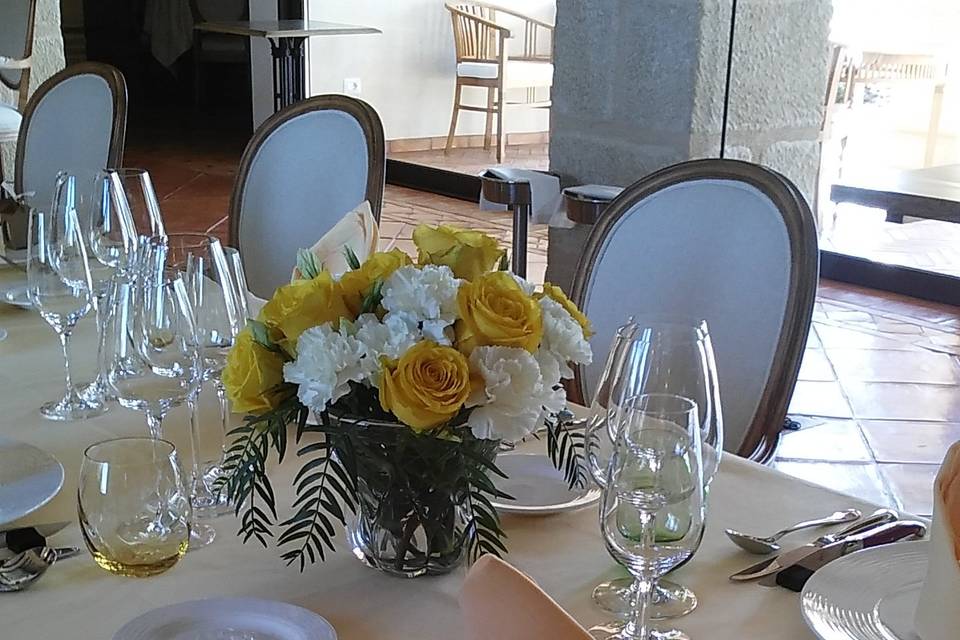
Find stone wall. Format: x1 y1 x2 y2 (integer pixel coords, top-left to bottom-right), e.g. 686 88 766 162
1 0 66 182
546 0 831 292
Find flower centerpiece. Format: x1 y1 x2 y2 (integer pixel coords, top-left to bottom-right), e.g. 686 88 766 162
220 225 592 577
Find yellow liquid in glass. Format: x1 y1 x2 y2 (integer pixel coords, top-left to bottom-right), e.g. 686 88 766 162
90 539 189 577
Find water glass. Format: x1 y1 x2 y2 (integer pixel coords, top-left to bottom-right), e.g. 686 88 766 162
109 168 166 239
26 207 105 421
587 319 721 617
596 393 704 640
78 437 191 577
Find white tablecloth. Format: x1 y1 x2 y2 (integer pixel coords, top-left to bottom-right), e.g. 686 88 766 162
0 266 885 639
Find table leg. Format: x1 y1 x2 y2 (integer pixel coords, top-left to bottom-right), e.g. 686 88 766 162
268 36 307 113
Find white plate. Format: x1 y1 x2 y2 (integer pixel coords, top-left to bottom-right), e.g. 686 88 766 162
114 597 338 640
801 541 927 640
0 283 31 309
0 436 65 527
490 453 601 515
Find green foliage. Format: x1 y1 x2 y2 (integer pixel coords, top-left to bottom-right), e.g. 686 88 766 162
359 279 384 315
344 245 362 270
497 251 509 272
545 413 588 491
295 249 322 280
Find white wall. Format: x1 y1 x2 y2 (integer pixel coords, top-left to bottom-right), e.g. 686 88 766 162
305 0 554 141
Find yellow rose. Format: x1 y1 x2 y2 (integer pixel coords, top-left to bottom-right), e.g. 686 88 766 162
413 224 504 281
339 249 412 316
222 327 287 415
456 271 543 354
259 271 350 350
536 282 593 337
379 342 471 432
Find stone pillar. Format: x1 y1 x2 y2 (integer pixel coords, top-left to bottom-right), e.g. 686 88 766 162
545 0 831 292
1 0 66 181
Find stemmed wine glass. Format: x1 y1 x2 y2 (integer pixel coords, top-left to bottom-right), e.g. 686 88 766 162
596 393 704 640
26 207 104 420
109 168 166 240
156 233 245 518
586 319 722 618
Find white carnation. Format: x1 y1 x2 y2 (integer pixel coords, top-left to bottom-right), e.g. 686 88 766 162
537 296 593 379
512 274 537 295
466 346 565 443
381 265 461 334
284 324 368 413
353 313 419 385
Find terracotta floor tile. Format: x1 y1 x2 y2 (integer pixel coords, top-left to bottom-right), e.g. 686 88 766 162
164 172 234 200
776 419 873 462
877 463 938 516
860 420 960 464
842 381 960 422
772 461 897 508
798 349 835 382
826 348 960 385
814 324 916 350
788 380 853 418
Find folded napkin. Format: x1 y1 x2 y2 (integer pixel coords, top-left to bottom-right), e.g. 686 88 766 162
291 200 378 280
479 167 565 226
245 200 379 317
914 441 960 640
459 555 591 640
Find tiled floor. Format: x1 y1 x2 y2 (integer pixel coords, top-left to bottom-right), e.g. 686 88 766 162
125 133 960 518
388 143 549 175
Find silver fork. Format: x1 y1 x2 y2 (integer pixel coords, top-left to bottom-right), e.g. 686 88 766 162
0 547 77 592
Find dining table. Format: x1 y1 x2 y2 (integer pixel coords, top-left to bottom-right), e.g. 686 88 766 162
0 263 915 639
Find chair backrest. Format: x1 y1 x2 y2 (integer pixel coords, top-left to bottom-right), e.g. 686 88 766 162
15 63 127 216
0 0 38 110
229 94 385 299
445 3 507 65
570 159 818 461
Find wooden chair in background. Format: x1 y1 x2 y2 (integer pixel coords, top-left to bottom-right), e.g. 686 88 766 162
443 2 553 163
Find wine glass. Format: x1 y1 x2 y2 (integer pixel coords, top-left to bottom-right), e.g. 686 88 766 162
595 393 704 640
586 319 721 618
154 233 244 518
78 437 191 577
109 168 166 240
101 274 202 438
26 207 105 420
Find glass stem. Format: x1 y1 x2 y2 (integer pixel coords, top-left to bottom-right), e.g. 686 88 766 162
214 377 229 460
187 393 203 499
57 331 74 394
145 411 164 439
628 510 658 639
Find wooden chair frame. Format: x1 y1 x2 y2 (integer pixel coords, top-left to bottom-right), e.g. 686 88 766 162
13 62 128 196
0 0 39 112
228 94 386 251
443 2 553 163
569 159 819 463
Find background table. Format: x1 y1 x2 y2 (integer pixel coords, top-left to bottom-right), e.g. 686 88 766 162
831 164 960 224
194 20 381 113
0 265 910 638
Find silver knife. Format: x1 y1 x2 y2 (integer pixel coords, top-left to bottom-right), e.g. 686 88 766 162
0 522 70 549
729 508 898 581
762 520 927 590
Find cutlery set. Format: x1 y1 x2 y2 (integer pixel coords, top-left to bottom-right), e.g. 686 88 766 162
728 508 927 591
0 521 79 592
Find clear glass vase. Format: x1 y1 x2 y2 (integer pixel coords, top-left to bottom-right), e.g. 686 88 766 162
333 413 497 578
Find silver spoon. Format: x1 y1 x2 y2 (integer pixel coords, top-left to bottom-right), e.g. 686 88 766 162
725 508 862 554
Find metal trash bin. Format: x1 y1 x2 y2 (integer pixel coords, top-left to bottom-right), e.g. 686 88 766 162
562 184 623 225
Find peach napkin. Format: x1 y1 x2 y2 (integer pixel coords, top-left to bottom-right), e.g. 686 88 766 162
290 200 379 281
459 555 592 640
914 441 960 640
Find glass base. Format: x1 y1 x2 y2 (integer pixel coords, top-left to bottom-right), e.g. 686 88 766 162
188 522 216 549
192 466 233 519
40 388 109 422
589 620 691 640
593 579 697 620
